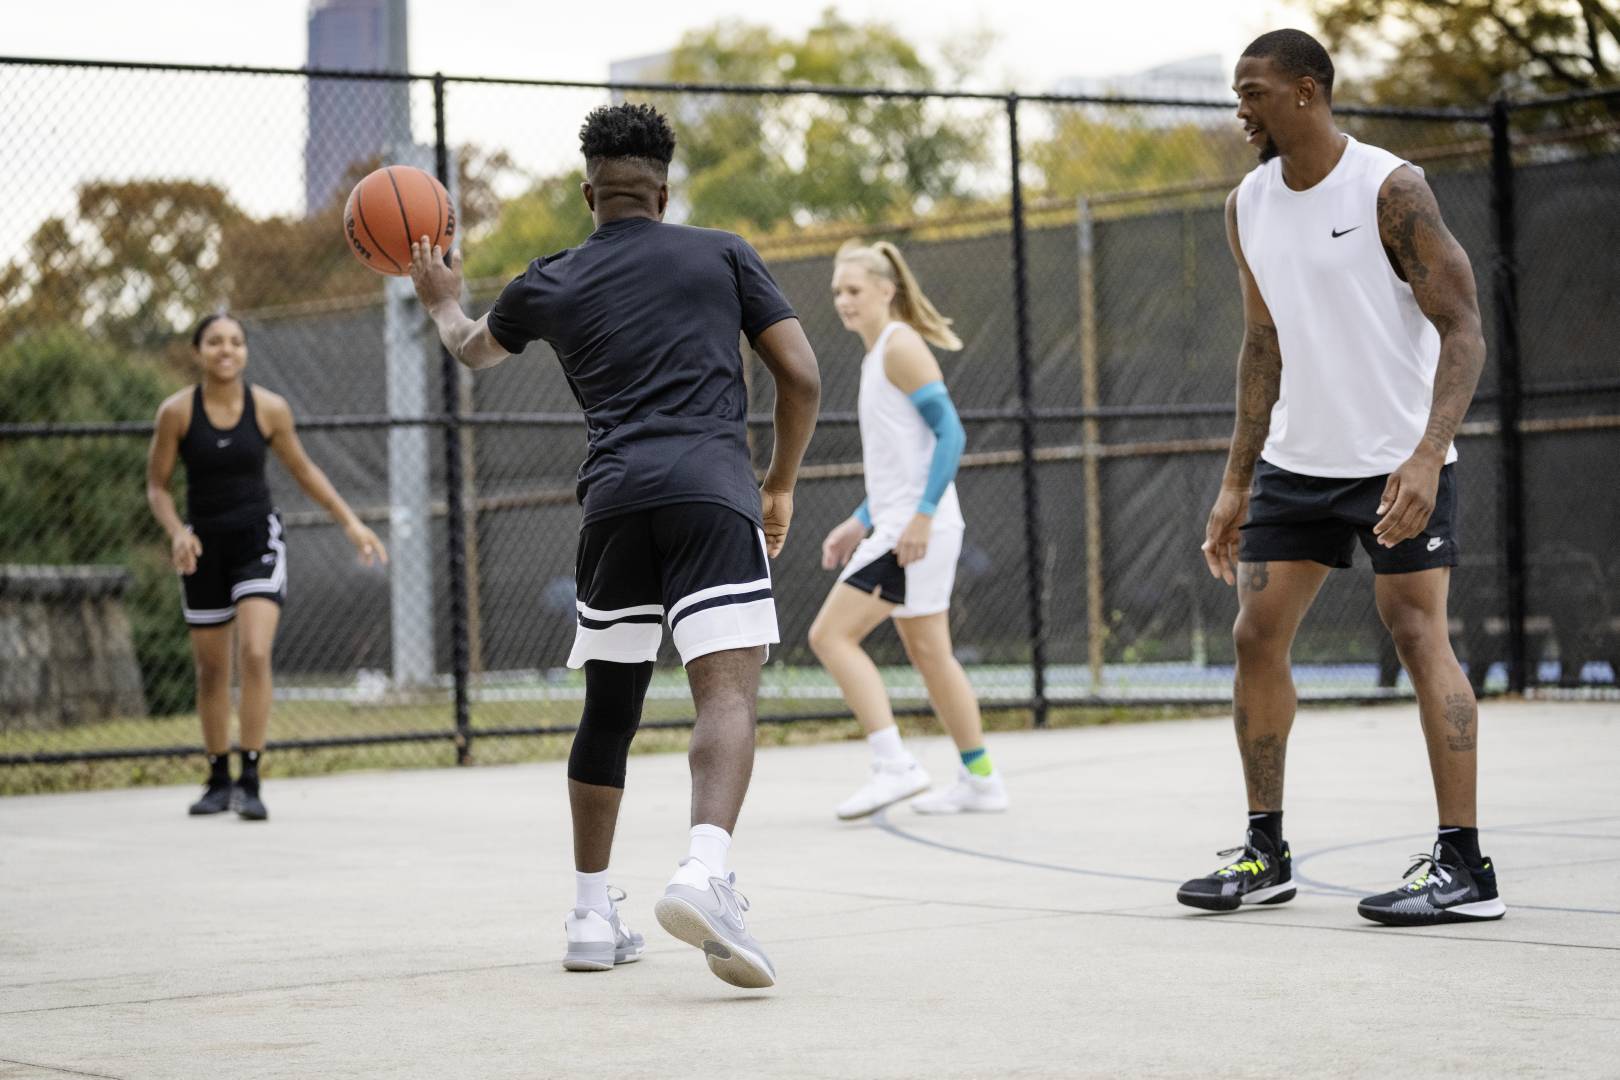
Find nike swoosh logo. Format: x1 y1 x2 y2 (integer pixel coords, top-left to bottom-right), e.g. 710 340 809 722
1432 887 1470 904
712 889 747 931
1331 226 1360 238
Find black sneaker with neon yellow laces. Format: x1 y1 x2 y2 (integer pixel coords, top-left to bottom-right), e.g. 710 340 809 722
1356 840 1505 926
1176 828 1296 912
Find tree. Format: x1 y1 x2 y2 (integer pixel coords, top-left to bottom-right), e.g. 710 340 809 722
1029 111 1255 202
461 167 592 284
661 10 995 233
0 177 375 356
1310 0 1620 104
0 327 192 714
0 181 239 354
446 10 999 281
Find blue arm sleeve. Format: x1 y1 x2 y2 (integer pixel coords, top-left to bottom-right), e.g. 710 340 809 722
853 500 872 528
908 381 965 516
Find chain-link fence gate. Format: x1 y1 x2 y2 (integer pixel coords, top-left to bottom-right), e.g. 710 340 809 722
2 56 1616 791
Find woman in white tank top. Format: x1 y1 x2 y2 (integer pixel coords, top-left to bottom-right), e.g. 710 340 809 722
809 241 1008 820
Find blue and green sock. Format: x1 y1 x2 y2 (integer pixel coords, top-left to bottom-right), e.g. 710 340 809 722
960 747 993 777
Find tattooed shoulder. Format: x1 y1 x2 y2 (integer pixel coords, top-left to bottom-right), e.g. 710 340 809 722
1377 166 1441 288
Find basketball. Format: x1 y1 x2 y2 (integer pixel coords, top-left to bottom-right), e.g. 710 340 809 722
342 165 455 276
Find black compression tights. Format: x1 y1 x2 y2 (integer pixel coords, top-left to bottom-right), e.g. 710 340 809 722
566 660 654 788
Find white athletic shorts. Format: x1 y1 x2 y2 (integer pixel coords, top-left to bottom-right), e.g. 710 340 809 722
837 525 964 619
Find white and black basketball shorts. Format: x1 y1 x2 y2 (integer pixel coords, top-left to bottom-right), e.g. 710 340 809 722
568 502 778 668
180 512 287 626
838 526 963 618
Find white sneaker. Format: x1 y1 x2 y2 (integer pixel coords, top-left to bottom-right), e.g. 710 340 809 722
562 888 645 971
835 758 931 820
910 766 1009 815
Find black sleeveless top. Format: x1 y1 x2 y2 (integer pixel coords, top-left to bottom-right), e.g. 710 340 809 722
178 382 274 531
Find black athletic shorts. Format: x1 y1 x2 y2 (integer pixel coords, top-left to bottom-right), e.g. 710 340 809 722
1239 460 1459 574
568 502 777 668
180 512 287 625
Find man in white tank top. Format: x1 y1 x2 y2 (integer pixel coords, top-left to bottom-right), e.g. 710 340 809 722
1178 30 1506 927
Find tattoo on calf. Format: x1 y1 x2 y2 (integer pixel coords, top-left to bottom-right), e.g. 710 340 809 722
1240 562 1270 593
1242 733 1285 808
1443 691 1476 752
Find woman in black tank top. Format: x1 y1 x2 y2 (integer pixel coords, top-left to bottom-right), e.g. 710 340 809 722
145 313 388 821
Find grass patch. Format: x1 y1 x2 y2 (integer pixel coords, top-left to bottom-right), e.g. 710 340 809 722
1 697 1217 796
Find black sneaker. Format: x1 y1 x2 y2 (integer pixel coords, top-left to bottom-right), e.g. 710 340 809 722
1176 829 1296 912
188 780 233 816
1357 840 1506 926
231 781 269 822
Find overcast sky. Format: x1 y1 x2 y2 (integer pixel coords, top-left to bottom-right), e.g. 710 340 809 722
3 0 1322 253
8 0 1314 92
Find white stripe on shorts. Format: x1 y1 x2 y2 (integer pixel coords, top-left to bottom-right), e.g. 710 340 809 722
666 577 772 624
670 597 779 666
182 605 236 625
575 599 665 621
566 620 663 670
230 514 287 600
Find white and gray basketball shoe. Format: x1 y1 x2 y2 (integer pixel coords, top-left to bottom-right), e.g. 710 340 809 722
654 861 775 989
910 765 1009 814
835 758 931 820
562 887 646 972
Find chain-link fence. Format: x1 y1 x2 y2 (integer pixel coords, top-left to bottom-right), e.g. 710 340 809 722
3 56 1616 792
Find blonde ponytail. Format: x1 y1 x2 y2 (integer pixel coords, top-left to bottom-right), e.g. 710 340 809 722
834 239 963 351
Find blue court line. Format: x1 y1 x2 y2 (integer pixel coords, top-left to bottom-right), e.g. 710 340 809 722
868 808 1182 886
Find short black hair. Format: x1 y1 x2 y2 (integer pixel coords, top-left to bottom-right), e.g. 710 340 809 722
191 312 243 348
579 103 676 175
1242 29 1335 103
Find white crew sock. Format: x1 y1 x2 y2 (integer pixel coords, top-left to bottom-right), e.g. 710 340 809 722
867 724 910 764
575 868 612 917
688 823 732 878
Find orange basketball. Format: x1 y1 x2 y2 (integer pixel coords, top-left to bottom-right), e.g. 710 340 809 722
342 165 455 276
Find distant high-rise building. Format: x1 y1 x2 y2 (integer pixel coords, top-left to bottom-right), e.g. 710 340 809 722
1054 54 1232 105
608 51 673 100
304 0 411 215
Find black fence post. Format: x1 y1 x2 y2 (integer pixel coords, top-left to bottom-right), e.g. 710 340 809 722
1489 98 1529 695
1006 93 1049 727
433 73 474 760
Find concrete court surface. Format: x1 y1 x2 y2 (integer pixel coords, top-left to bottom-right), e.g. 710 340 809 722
1 701 1616 1080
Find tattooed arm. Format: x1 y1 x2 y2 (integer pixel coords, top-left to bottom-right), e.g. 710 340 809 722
1372 165 1487 548
1203 187 1282 586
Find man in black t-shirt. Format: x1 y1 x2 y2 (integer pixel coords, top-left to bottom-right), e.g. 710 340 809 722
411 103 820 990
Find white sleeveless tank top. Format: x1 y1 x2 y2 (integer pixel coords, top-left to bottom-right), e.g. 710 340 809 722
858 322 964 545
1235 135 1456 478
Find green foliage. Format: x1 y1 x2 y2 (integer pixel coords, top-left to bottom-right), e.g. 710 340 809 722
462 168 592 282
1310 0 1620 104
1029 111 1255 200
460 8 996 280
0 326 193 714
663 10 993 232
0 181 240 354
